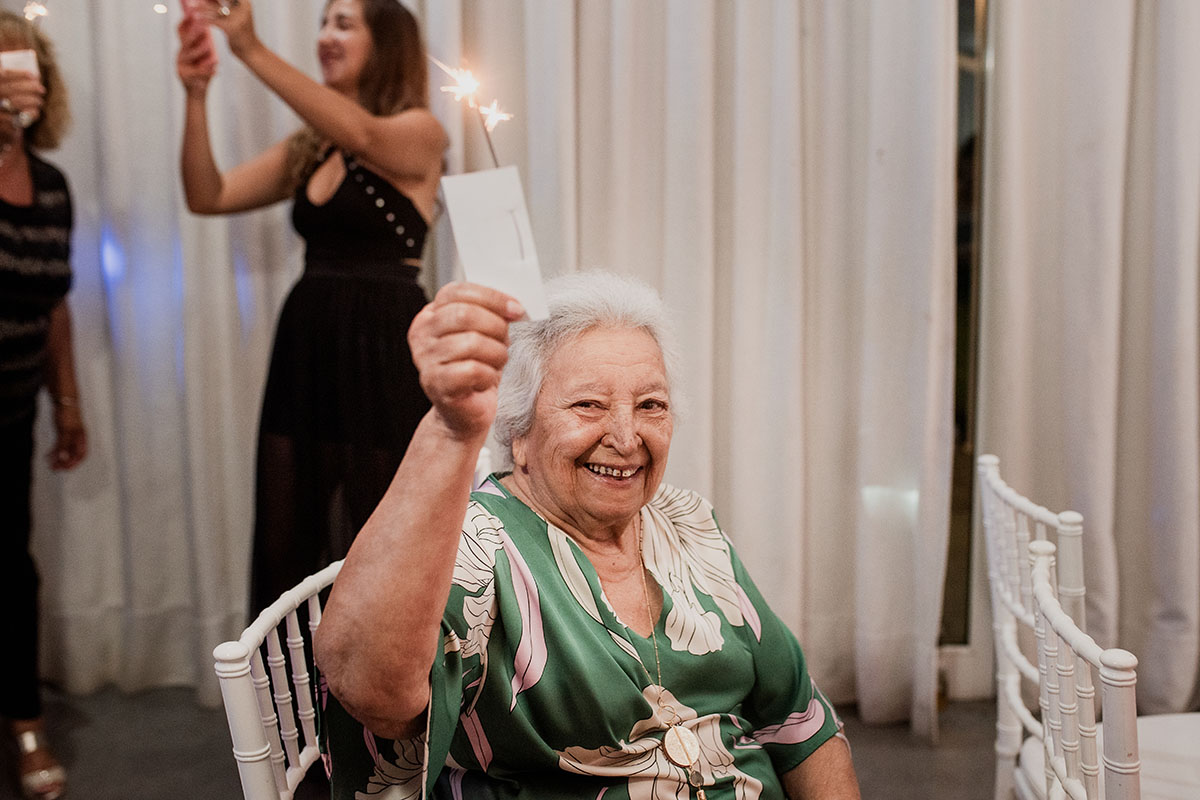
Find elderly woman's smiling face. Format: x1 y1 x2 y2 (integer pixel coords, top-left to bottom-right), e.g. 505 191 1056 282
511 325 673 538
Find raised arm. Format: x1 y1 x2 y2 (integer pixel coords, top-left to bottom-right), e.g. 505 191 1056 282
315 283 526 740
177 11 293 214
193 0 447 186
780 735 862 800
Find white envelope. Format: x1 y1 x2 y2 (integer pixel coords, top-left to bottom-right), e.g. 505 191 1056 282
0 49 39 79
440 166 549 320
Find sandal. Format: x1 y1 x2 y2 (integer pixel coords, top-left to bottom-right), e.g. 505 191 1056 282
15 729 66 800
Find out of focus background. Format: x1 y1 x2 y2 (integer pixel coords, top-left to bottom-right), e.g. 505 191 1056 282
7 0 1200 795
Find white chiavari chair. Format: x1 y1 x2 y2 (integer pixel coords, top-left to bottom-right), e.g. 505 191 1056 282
1029 540 1139 800
214 449 492 799
978 454 1083 799
213 560 341 800
978 455 1200 800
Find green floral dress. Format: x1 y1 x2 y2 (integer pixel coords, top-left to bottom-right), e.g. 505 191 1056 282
322 476 843 799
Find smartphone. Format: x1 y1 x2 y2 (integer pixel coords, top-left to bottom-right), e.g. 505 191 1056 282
0 49 40 79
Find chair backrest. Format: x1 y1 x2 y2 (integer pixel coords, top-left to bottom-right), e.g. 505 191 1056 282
1029 540 1140 800
213 560 343 800
976 454 1088 800
213 448 489 798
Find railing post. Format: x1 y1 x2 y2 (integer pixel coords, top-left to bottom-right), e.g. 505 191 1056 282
214 641 281 799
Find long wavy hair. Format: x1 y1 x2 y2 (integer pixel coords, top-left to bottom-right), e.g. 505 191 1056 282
286 0 430 186
0 11 70 151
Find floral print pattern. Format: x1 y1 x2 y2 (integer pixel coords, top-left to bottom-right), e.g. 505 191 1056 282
557 685 767 800
324 479 842 800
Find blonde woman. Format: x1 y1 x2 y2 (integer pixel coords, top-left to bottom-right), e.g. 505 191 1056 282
0 11 83 800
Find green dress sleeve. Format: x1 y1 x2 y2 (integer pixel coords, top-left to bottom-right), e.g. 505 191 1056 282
722 535 843 776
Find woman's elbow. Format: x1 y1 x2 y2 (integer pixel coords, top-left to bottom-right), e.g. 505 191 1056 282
313 623 357 699
314 627 429 739
321 674 428 741
183 194 218 215
180 176 226 214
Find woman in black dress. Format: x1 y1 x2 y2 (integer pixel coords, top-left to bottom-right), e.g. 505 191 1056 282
0 11 84 799
177 0 446 614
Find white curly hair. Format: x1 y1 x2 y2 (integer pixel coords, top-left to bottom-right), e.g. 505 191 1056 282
491 270 683 470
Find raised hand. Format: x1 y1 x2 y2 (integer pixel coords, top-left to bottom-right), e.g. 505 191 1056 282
191 0 259 60
176 9 218 96
407 282 525 441
0 66 44 129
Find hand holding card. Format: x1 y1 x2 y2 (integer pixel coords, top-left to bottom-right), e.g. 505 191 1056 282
440 166 549 320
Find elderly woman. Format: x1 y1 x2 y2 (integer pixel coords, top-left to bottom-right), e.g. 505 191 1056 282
316 272 861 799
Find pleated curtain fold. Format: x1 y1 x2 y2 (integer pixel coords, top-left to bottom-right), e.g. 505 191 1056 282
25 0 972 737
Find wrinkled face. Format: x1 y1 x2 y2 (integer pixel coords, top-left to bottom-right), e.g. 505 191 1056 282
512 326 673 536
317 0 372 95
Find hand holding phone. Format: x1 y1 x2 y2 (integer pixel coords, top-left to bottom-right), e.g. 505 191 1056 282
0 49 42 128
176 0 219 92
0 49 39 79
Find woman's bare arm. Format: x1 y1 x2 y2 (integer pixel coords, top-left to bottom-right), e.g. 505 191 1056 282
780 735 862 800
197 0 447 185
314 283 525 739
177 12 294 214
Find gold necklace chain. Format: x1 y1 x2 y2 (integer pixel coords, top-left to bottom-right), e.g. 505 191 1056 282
634 514 707 799
635 514 664 689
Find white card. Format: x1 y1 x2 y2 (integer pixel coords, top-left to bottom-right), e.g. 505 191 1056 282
0 49 39 79
440 166 548 320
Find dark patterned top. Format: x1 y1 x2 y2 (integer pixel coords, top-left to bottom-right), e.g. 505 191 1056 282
0 151 73 426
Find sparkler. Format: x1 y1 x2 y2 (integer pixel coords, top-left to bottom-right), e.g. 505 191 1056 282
480 99 512 134
431 56 480 104
429 55 511 169
22 2 48 22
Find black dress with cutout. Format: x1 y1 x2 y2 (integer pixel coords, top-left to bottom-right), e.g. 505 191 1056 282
250 151 431 615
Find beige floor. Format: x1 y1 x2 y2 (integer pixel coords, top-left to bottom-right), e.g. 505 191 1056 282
0 687 997 799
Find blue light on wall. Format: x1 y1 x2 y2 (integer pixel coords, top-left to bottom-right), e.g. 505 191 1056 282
234 253 256 333
100 226 126 285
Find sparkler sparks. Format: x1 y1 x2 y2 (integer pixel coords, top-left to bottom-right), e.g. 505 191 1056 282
429 55 511 168
430 56 481 105
22 2 48 22
480 100 512 134
435 64 481 105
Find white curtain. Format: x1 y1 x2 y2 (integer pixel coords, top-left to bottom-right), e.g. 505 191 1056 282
967 0 1200 714
21 0 957 734
21 0 313 707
